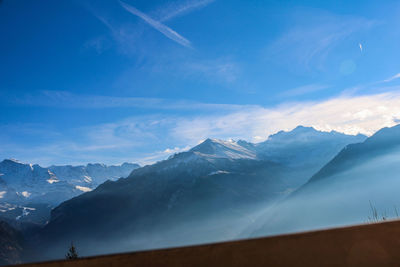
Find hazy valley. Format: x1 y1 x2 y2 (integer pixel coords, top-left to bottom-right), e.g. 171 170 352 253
3 125 400 265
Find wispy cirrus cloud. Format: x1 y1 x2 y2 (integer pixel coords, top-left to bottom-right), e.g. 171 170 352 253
139 145 191 164
84 1 230 87
119 1 192 48
82 35 112 54
183 58 240 84
3 90 246 111
157 0 215 22
384 73 400 83
279 84 329 98
265 11 376 72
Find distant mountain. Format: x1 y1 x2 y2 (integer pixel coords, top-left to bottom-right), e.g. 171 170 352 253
255 126 367 187
250 124 400 238
0 159 79 206
0 160 139 225
37 126 365 259
48 162 140 189
257 126 366 164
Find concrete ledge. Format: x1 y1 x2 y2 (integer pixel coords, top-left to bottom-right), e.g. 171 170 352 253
18 220 400 267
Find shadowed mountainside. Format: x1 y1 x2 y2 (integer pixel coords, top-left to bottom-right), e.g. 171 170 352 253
0 221 24 266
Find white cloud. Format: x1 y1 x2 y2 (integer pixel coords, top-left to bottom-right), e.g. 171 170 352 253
120 1 192 48
279 84 329 98
172 91 400 143
130 145 192 166
163 146 190 154
183 58 240 84
9 90 245 111
384 73 400 83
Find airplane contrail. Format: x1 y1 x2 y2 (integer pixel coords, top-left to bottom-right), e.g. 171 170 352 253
120 1 192 48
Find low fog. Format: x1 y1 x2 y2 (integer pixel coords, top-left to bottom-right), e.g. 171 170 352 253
247 148 400 238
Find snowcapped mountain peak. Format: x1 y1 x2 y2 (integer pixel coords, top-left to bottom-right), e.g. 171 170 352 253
121 162 136 167
1 159 24 167
294 125 315 131
261 125 366 146
190 138 257 159
0 159 140 204
253 125 367 166
168 125 366 163
2 158 22 164
87 163 106 168
0 159 56 183
48 162 140 188
0 159 75 207
264 126 321 143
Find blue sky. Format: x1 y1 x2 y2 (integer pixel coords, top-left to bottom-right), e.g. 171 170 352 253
1 0 400 166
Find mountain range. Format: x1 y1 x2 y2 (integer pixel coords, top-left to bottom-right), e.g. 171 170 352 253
0 160 139 225
35 126 366 259
48 162 140 189
8 124 397 263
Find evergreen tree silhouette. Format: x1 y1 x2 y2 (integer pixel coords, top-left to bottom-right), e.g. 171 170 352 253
65 242 78 260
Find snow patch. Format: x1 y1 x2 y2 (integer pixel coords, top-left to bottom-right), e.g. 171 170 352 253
208 170 230 176
192 138 257 160
75 185 92 192
21 191 31 198
16 207 35 220
83 175 92 183
19 191 31 198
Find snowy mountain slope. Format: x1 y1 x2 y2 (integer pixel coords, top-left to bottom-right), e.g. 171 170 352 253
0 159 80 226
190 138 257 159
48 162 140 188
0 159 79 206
0 160 140 225
256 126 366 166
254 126 367 187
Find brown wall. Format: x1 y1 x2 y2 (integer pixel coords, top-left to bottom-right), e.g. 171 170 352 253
18 220 400 267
